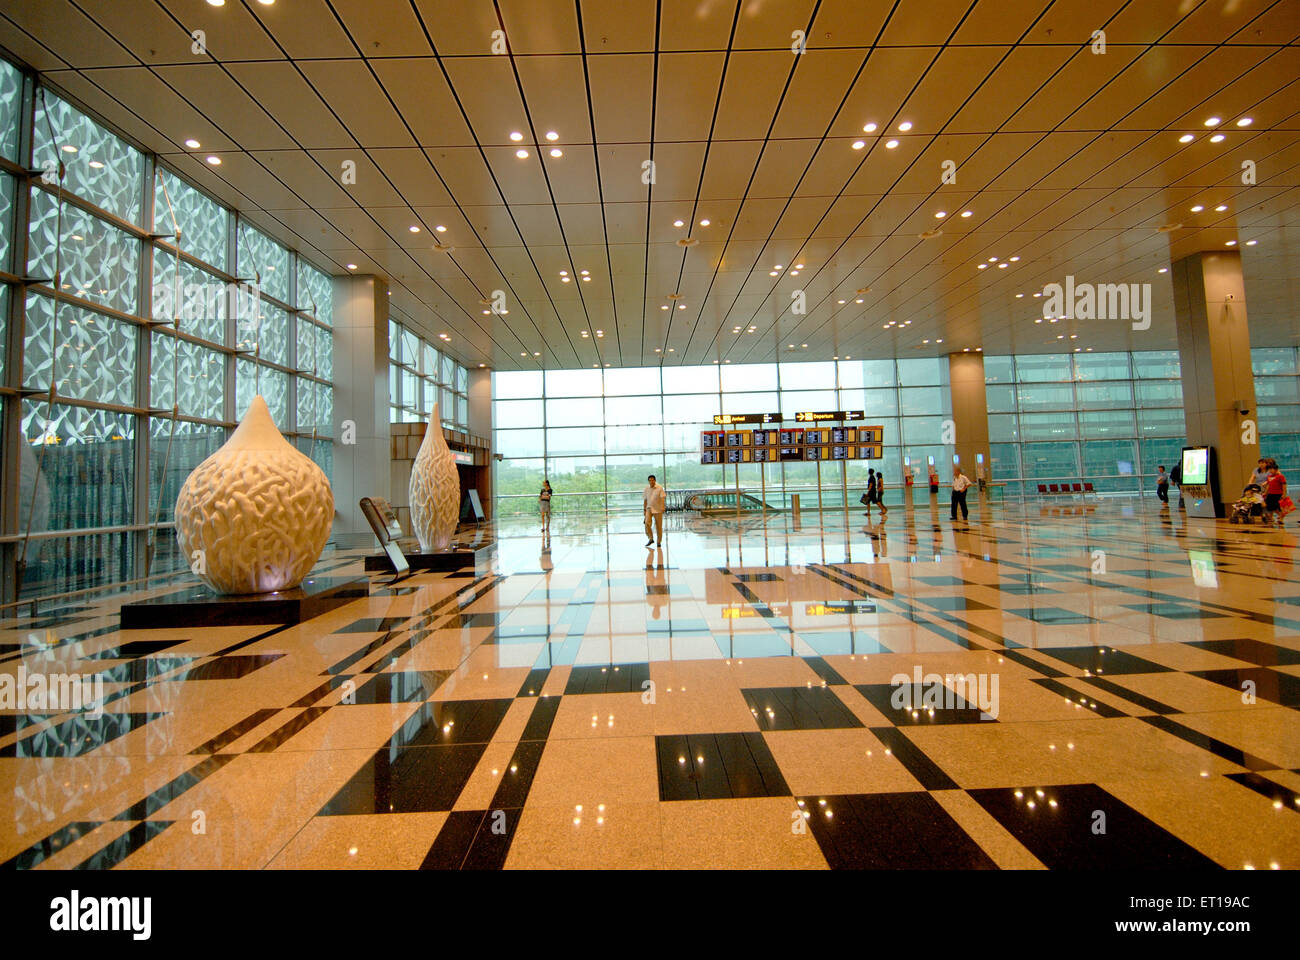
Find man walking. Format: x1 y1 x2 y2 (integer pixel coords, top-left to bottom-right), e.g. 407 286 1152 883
951 468 972 522
1155 465 1169 504
643 474 666 547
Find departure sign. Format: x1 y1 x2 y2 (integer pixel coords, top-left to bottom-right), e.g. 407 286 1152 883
712 412 782 425
795 410 865 422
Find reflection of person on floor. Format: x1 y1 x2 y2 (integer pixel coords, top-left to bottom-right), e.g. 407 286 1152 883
645 548 667 619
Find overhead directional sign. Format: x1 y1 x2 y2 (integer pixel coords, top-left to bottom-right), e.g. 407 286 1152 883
795 410 865 422
712 412 781 425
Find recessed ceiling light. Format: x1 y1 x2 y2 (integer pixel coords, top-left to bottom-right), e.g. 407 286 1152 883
1191 204 1204 212
795 264 804 269
837 299 845 304
936 339 942 343
699 219 710 227
435 225 447 232
206 0 225 6
205 155 221 165
1009 256 1020 262
790 270 799 276
673 219 684 228
482 310 490 315
409 225 420 233
1215 204 1227 212
515 149 529 159
1204 117 1220 127
855 298 864 304
346 263 357 270
1158 267 1167 273
184 138 200 149
509 131 523 141
1236 117 1253 127
545 131 558 141
256 0 274 5
935 211 946 218
997 262 1008 268
1178 134 1194 143
1226 240 1237 246
660 305 668 310
550 148 563 158
582 276 590 282
561 276 571 283
579 269 588 276
977 263 987 270
885 139 899 149
1015 293 1024 298
898 121 912 132
678 304 686 310
801 344 807 348
1209 134 1224 143
851 140 865 150
1245 239 1257 246
863 122 877 133
769 271 779 276
960 210 972 218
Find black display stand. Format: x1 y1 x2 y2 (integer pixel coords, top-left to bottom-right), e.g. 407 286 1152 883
363 539 495 573
119 576 369 629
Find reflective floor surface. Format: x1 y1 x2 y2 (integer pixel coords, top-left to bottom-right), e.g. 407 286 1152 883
3 496 1299 869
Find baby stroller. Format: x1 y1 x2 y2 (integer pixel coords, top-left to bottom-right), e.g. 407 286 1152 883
1228 484 1265 524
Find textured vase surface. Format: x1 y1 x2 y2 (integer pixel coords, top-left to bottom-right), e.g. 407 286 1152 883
174 395 334 595
409 403 460 552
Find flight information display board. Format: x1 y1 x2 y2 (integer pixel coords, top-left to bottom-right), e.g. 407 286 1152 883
701 427 882 464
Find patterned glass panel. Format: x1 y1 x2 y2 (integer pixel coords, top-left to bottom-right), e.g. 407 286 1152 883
151 331 223 420
317 324 332 381
153 167 227 270
0 171 12 273
148 417 224 525
441 353 454 385
236 220 290 304
23 293 135 404
297 259 332 325
0 287 7 383
33 90 143 224
423 342 438 378
236 358 288 428
401 328 419 368
296 318 316 373
456 363 468 392
296 436 333 483
317 384 333 436
20 399 134 531
29 188 139 314
296 378 317 433
235 292 288 366
151 249 226 345
0 58 21 163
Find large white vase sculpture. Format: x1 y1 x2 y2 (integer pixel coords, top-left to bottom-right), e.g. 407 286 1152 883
174 395 334 594
409 404 460 552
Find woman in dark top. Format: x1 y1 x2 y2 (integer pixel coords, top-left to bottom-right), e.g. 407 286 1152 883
539 480 552 534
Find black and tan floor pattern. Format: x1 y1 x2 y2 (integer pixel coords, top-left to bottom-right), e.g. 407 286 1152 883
2 500 1298 869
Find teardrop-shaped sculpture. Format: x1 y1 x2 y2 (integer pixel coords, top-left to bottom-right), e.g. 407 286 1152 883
174 396 334 594
409 403 460 552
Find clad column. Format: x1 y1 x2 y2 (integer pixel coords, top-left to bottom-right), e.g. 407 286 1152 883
331 275 391 547
1171 250 1257 515
467 367 494 519
947 352 991 491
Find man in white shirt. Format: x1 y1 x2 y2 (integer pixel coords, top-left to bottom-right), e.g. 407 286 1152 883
643 474 666 547
951 468 972 521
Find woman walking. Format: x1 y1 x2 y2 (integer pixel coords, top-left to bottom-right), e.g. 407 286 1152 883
539 480 553 534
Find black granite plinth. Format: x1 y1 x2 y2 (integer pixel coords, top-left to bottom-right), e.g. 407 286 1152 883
364 541 495 573
120 576 369 629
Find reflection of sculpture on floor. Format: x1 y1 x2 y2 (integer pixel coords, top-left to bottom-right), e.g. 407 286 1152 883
174 395 334 595
409 402 460 552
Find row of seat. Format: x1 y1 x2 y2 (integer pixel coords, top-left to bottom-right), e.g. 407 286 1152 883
1037 482 1098 497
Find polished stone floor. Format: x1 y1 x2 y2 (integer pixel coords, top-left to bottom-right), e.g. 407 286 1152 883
3 495 1299 869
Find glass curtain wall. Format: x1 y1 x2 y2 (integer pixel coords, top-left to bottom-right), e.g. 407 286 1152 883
0 58 334 602
387 315 469 431
1252 347 1300 470
491 358 953 517
984 351 1186 498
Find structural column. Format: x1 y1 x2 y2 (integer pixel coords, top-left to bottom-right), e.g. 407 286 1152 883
947 352 991 485
331 275 391 547
1171 250 1257 514
467 367 494 519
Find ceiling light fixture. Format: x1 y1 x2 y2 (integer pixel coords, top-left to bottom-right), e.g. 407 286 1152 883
509 131 523 141
699 219 711 227
960 210 972 218
409 225 420 233
898 121 912 132
863 122 877 133
346 263 357 270
1178 134 1194 143
205 155 221 165
206 0 225 6
1226 240 1237 246
515 149 529 159
545 131 558 141
885 139 899 149
673 219 684 228
1215 204 1227 212
1204 117 1221 127
852 140 865 150
935 211 946 218
550 148 563 158
1245 239 1256 246
184 138 200 149
1191 204 1204 212
435 224 447 232
1209 134 1224 143
977 263 987 269
1236 117 1253 127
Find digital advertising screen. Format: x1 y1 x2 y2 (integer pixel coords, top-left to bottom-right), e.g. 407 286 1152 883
1181 446 1209 485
